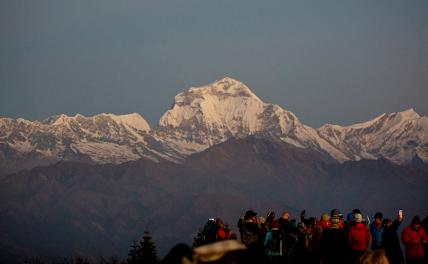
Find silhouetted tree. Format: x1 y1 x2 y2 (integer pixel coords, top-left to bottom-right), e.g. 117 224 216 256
98 256 126 264
127 240 140 264
23 257 47 264
127 230 159 264
58 256 91 264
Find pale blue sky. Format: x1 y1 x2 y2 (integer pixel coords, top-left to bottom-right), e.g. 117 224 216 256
1 0 427 128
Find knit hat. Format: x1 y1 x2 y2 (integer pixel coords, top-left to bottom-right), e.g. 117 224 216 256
321 213 330 221
354 213 363 223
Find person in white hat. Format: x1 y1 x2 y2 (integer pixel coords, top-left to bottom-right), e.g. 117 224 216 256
348 213 370 264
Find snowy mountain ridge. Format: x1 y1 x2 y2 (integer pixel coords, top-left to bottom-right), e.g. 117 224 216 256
0 112 157 165
318 108 428 163
1 77 427 175
155 77 349 161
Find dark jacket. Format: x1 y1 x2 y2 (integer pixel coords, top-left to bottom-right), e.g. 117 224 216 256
382 219 404 264
241 220 260 245
320 227 347 264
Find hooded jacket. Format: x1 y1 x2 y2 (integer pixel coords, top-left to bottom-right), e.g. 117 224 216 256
401 226 428 260
348 223 370 251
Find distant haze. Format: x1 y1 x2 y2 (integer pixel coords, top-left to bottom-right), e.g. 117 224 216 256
1 0 427 128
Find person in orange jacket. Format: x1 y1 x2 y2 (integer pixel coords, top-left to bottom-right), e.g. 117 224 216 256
401 215 428 264
348 213 370 264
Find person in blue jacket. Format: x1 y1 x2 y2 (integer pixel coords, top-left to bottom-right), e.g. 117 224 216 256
370 212 384 250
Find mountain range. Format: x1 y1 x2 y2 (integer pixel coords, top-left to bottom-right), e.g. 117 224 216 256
1 77 427 176
0 77 427 262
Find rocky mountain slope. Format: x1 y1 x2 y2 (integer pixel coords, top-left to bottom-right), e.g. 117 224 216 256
1 137 427 262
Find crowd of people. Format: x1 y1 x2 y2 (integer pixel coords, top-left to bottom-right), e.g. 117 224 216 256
196 209 428 264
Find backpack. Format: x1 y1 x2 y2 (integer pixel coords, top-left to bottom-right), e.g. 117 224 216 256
266 229 284 255
242 221 259 245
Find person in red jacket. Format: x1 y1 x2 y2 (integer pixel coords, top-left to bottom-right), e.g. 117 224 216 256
348 213 370 264
401 215 428 264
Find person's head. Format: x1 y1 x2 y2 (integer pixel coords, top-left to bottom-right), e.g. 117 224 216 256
360 250 389 264
354 213 363 223
161 243 194 264
281 211 289 220
411 216 421 229
330 208 342 218
382 218 392 228
374 212 383 225
321 213 330 222
215 218 224 228
244 210 257 221
330 215 340 229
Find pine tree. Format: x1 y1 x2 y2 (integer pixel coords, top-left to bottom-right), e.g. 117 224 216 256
127 240 140 264
127 230 159 264
139 230 159 264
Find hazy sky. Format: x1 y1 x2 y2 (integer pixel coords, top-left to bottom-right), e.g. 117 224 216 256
1 0 427 128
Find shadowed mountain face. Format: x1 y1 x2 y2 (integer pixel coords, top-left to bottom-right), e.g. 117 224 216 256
1 137 427 262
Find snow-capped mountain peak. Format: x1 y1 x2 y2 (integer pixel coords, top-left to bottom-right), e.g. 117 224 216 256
155 77 338 159
398 108 420 119
43 113 150 132
317 108 427 163
101 113 150 131
159 77 265 132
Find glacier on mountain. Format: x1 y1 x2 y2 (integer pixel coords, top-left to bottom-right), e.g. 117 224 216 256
1 77 427 173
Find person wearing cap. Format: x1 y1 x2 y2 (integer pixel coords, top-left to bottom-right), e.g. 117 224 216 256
241 210 259 244
348 213 371 264
240 210 263 263
401 215 428 264
330 209 344 229
320 214 347 264
370 212 384 250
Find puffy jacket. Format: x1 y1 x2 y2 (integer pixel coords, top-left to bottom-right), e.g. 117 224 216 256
401 226 428 260
348 223 370 251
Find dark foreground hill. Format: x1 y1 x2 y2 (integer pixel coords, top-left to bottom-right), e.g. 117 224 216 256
1 137 427 262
